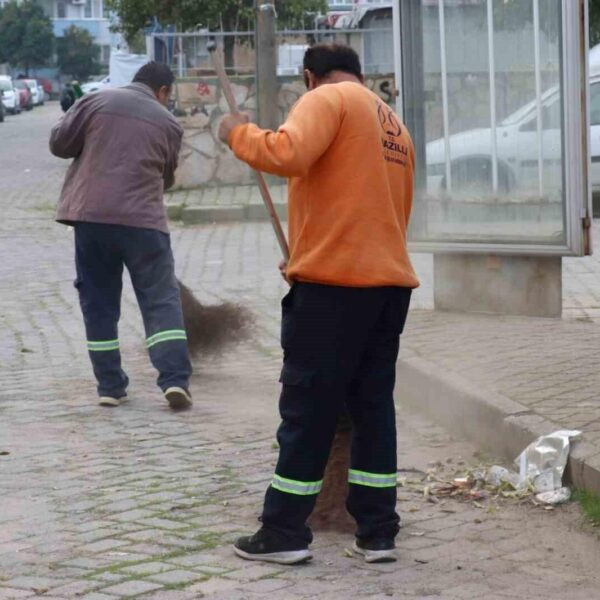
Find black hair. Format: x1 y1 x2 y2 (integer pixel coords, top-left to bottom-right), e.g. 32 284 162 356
132 61 175 92
303 43 363 81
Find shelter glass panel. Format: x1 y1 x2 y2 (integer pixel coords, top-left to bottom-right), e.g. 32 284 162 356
404 0 569 248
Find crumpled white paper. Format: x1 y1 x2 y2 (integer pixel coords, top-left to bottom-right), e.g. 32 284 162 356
515 429 582 494
535 487 572 505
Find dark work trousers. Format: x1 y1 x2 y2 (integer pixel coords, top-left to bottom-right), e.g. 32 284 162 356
73 222 192 398
261 282 412 545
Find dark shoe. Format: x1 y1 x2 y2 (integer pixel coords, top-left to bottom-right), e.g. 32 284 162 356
353 538 397 563
164 386 192 410
233 528 312 565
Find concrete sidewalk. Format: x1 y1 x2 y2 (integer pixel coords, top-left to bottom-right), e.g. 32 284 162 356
168 183 600 494
396 221 600 494
399 311 600 494
4 106 600 597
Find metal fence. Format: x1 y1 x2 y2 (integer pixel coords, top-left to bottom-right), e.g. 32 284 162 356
148 28 394 79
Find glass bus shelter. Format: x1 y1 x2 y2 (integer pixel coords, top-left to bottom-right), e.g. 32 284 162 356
392 0 591 316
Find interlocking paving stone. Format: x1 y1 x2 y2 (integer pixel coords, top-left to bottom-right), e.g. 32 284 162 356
100 580 163 596
2 102 600 600
146 569 205 585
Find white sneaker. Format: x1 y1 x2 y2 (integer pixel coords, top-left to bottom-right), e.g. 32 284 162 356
164 387 192 410
353 539 397 563
98 395 127 407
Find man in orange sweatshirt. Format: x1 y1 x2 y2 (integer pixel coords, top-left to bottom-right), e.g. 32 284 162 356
218 44 419 565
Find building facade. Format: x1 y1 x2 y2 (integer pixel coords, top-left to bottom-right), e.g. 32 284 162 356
38 0 119 64
328 0 389 8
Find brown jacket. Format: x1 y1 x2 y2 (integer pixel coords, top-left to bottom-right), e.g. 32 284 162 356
50 82 183 233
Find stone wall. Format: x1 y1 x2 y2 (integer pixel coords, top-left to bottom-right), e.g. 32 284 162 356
174 76 303 189
173 74 397 190
173 70 548 189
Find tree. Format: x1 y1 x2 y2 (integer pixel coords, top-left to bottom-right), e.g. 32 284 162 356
106 0 327 39
106 0 328 64
57 26 101 81
0 0 54 74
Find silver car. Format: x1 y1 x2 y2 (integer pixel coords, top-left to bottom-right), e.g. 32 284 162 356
0 76 20 114
24 79 43 106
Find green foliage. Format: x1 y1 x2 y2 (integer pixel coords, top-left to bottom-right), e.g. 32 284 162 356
573 488 600 527
0 0 54 73
57 26 101 81
105 0 328 43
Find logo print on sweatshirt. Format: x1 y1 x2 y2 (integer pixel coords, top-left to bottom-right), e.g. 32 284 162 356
376 101 408 167
377 102 402 137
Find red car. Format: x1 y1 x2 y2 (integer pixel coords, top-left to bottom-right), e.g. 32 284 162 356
14 80 33 111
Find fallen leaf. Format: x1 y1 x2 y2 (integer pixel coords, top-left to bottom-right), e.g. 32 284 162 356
343 548 354 557
415 558 429 564
453 477 470 488
0 451 9 456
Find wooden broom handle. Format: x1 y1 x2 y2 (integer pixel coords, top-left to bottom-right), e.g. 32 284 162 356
208 45 290 261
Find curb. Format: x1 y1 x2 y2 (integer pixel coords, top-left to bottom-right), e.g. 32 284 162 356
166 203 288 225
396 355 600 495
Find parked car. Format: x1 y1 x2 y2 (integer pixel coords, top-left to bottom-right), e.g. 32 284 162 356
14 80 33 111
426 85 562 196
427 50 600 197
81 75 110 94
37 81 45 105
0 76 21 114
23 79 43 106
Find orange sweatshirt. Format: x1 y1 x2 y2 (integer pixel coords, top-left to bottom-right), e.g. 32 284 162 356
229 81 419 288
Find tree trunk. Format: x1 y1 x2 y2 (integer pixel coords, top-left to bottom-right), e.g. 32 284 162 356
223 35 235 72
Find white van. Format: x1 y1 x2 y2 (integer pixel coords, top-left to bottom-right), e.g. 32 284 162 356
426 45 600 198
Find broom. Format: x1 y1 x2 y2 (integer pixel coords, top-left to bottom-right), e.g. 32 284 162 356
208 43 354 532
178 280 251 356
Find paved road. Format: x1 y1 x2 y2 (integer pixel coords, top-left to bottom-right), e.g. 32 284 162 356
1 103 600 600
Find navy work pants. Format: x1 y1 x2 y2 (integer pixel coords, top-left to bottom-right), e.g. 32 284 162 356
73 222 192 398
261 282 412 545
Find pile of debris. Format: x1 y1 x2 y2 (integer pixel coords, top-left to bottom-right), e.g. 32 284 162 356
398 429 581 509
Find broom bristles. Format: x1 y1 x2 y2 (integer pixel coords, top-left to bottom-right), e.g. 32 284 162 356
178 280 253 356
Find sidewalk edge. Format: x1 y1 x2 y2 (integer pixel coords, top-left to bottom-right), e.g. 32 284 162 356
396 355 600 495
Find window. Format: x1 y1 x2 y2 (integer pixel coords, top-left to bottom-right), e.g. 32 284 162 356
56 1 66 18
519 97 561 132
400 0 588 254
101 45 111 64
590 83 600 126
85 0 92 18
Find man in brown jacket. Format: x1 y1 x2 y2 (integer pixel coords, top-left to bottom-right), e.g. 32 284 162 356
50 62 193 410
